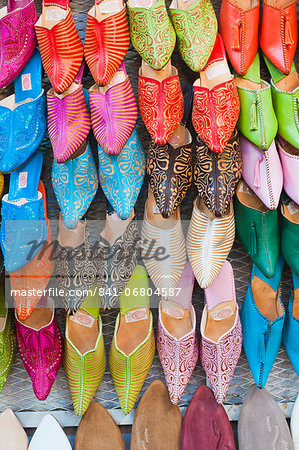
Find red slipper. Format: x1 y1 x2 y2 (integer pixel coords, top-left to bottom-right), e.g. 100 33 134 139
192 34 240 153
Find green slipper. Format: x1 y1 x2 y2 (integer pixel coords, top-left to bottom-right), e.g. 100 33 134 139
263 54 299 149
234 180 280 278
64 284 106 416
128 0 175 70
109 265 155 415
281 193 299 277
235 53 278 150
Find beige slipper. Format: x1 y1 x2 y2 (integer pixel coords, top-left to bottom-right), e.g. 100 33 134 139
130 380 182 450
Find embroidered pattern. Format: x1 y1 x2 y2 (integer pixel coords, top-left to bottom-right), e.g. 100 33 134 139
84 6 130 85
192 79 240 153
147 139 192 218
128 0 175 70
194 129 242 217
170 0 217 72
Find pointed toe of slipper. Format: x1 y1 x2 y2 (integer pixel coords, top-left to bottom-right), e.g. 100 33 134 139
98 129 145 220
148 136 192 218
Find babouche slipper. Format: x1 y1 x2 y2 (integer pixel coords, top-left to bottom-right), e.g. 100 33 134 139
109 265 155 415
0 49 46 174
131 380 182 450
0 408 28 449
157 261 198 404
29 414 71 449
0 150 47 273
74 401 125 450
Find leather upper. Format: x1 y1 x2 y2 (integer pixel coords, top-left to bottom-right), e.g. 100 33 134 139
194 129 242 217
219 0 259 76
260 0 298 75
84 5 130 86
35 9 83 93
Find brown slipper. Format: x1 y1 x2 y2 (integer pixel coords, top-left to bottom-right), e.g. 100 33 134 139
74 401 125 450
130 380 182 450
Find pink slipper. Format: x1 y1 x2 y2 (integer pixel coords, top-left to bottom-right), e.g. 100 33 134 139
200 260 242 403
157 262 199 404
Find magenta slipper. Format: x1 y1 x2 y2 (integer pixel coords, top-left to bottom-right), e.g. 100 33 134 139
15 296 63 401
0 0 37 88
157 262 199 404
47 62 91 163
89 60 137 155
200 260 242 403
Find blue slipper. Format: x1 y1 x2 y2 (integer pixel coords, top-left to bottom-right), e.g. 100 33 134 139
98 129 146 220
0 150 47 272
240 256 285 389
52 141 98 229
0 49 46 173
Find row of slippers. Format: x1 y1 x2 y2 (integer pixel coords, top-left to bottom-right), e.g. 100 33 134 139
1 157 298 312
1 0 297 86
2 382 298 450
0 255 298 416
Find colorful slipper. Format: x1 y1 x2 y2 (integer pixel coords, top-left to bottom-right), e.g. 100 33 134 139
89 61 137 155
263 55 299 149
278 137 299 205
194 128 242 217
64 290 106 416
181 385 236 449
10 181 55 320
55 217 98 314
96 212 141 309
0 0 37 88
200 260 242 403
138 60 184 146
260 0 297 75
34 0 83 93
281 195 299 277
98 129 145 220
47 62 91 163
29 415 72 450
141 189 187 294
127 0 175 70
147 84 193 219
15 296 63 400
240 135 283 210
186 196 235 289
0 49 46 173
234 179 280 278
131 380 182 450
238 385 293 449
240 257 285 389
84 0 130 86
283 270 299 377
0 286 16 393
192 34 240 153
219 0 259 76
74 402 126 449
235 53 278 150
169 0 217 72
0 150 47 273
157 262 198 404
109 265 155 415
52 141 98 229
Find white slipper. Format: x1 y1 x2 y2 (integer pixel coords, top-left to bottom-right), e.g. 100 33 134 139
29 415 71 450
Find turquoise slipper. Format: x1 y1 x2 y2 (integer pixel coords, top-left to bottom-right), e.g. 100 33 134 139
0 150 47 272
0 49 46 173
52 141 98 229
98 129 145 220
